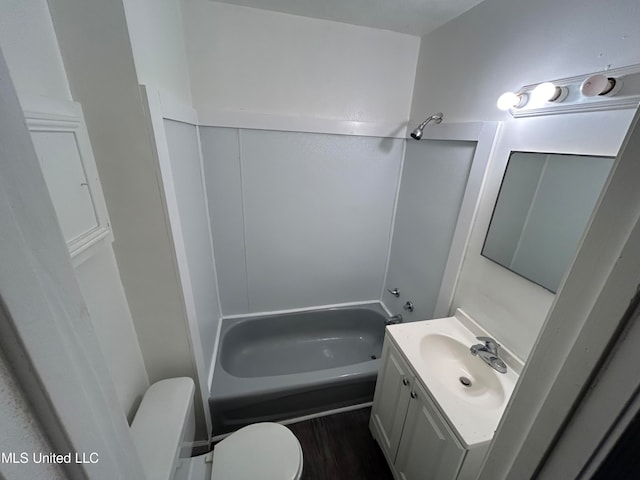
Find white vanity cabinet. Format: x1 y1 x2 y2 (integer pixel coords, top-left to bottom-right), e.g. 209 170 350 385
370 335 487 480
370 340 414 459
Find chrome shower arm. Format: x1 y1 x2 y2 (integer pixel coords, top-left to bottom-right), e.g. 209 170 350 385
410 112 444 140
419 113 443 128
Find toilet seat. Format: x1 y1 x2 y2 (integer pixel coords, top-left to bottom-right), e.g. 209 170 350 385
211 423 303 480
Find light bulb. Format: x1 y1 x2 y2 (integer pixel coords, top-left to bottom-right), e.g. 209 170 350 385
497 92 524 111
532 82 559 102
581 75 609 96
581 74 620 97
531 82 568 104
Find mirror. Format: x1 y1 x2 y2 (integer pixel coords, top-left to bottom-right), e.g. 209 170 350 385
482 151 614 292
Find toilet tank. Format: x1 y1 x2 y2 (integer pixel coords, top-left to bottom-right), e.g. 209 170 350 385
130 378 196 480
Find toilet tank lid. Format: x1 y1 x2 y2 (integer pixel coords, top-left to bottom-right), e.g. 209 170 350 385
130 377 195 480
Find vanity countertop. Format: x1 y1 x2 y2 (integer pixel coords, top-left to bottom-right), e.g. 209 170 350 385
386 309 522 447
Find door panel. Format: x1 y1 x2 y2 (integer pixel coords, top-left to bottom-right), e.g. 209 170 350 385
371 341 413 458
396 382 465 480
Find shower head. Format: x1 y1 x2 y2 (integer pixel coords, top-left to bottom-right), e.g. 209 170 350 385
410 113 443 140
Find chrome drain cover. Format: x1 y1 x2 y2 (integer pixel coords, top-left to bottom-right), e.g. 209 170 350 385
459 376 472 387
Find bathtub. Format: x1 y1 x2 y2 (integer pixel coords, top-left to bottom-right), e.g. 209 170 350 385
209 303 388 435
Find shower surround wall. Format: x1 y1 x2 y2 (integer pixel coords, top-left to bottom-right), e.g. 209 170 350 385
124 1 421 318
163 120 221 366
382 139 477 320
200 128 404 316
122 0 423 434
175 1 421 316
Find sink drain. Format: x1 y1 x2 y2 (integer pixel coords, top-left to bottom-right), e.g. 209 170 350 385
370 355 377 360
459 376 472 387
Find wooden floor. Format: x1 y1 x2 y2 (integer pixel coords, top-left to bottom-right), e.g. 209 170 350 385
288 407 394 480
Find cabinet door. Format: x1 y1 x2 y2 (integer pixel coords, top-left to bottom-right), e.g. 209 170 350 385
370 339 413 459
396 381 465 480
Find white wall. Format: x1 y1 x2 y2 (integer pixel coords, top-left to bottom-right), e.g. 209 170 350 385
47 0 210 439
0 350 66 480
182 0 420 131
0 0 71 100
413 0 640 358
123 0 193 104
0 0 149 421
200 127 403 315
411 0 640 123
0 44 146 477
75 246 150 420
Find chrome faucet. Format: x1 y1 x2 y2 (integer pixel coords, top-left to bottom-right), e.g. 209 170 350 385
470 336 507 373
386 314 403 326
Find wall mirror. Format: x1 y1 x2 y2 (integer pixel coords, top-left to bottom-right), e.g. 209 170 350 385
482 151 614 292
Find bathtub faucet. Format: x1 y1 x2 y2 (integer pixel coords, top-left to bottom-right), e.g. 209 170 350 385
386 314 403 326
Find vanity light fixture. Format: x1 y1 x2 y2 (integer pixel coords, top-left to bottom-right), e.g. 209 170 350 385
531 82 569 104
580 74 622 97
496 91 528 111
497 63 640 118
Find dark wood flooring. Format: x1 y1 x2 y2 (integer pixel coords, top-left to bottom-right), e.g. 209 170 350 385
288 407 394 480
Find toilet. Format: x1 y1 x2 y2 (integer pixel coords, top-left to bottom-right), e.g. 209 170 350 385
130 377 303 480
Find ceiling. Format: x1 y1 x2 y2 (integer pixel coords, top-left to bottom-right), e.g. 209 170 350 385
212 0 486 37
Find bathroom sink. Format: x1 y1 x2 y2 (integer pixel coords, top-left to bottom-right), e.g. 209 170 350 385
419 334 505 408
385 309 522 446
